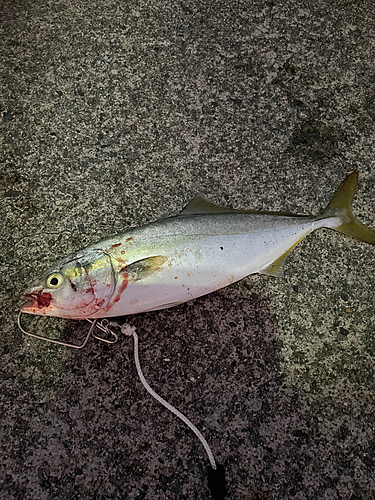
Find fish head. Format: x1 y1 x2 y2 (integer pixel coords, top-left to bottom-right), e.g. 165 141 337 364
20 249 116 319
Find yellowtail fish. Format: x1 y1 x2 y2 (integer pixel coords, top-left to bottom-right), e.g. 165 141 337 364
21 171 375 320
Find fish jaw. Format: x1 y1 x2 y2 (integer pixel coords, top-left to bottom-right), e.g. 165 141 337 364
20 281 109 319
20 289 114 319
21 289 57 316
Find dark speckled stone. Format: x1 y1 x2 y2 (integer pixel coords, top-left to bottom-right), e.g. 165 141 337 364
1 1 375 498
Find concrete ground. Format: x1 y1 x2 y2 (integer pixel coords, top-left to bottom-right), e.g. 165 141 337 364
1 0 375 498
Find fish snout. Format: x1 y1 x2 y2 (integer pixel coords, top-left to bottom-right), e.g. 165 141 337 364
20 291 53 312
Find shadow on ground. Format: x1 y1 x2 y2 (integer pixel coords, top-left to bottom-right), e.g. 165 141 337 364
2 293 374 498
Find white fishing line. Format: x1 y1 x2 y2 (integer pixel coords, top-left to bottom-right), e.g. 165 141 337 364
111 321 217 470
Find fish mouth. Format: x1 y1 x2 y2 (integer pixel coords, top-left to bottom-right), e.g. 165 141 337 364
21 294 36 309
21 291 53 311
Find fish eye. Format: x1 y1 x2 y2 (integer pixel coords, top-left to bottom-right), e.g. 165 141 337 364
46 272 64 289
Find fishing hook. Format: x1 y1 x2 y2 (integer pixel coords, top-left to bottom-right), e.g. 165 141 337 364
17 312 118 348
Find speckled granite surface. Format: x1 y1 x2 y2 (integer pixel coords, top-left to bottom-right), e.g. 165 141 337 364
1 1 375 498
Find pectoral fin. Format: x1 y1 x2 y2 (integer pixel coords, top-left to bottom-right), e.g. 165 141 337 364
121 256 168 281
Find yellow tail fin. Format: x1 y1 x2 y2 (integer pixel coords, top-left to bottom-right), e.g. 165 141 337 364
322 170 375 245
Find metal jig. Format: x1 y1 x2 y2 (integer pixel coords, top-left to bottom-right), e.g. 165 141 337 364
17 312 118 349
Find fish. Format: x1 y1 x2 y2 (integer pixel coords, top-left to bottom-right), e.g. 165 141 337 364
20 171 375 320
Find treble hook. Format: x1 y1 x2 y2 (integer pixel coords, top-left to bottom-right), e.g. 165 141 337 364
17 312 118 349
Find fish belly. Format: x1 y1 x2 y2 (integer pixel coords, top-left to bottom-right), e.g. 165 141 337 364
101 222 314 317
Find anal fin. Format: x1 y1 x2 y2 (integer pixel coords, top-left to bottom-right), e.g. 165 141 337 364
260 232 311 277
260 254 287 277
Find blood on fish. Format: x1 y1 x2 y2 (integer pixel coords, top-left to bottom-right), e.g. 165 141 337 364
24 292 52 309
37 292 52 308
112 273 129 304
111 243 122 248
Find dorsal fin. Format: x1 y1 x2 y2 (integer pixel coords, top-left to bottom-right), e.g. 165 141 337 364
178 194 306 217
178 194 248 216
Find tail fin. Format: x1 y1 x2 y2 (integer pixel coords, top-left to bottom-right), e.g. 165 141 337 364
321 170 375 245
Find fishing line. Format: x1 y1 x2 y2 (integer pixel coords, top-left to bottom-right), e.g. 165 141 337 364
116 321 216 467
18 314 226 498
14 230 74 246
108 320 226 500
